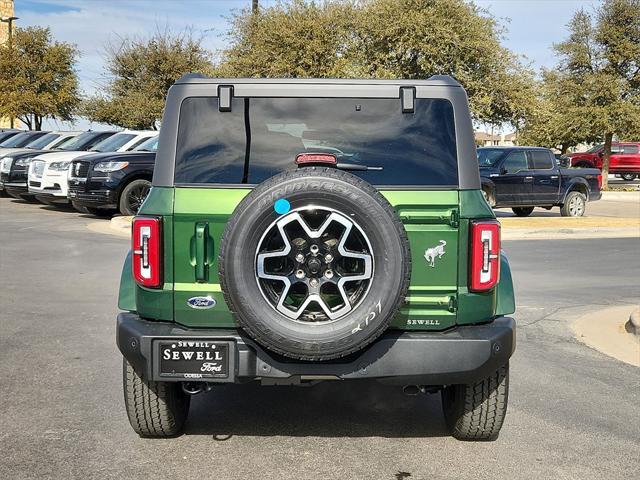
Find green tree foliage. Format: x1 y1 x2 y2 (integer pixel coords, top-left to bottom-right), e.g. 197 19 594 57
217 0 535 127
522 0 640 188
0 27 80 130
83 29 214 129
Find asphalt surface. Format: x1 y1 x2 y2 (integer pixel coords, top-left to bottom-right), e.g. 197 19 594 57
1 197 639 480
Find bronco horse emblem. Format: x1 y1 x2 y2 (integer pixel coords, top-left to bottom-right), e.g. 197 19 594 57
424 240 447 267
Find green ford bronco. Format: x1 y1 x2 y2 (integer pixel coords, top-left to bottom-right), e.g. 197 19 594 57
117 76 516 440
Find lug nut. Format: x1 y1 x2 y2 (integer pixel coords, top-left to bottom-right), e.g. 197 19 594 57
295 253 305 263
324 254 333 263
310 244 319 255
309 278 319 288
295 269 305 279
325 269 334 279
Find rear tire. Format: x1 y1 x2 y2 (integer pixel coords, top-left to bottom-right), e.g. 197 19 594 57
511 207 534 217
123 359 190 437
620 173 637 181
442 363 509 441
482 187 495 207
560 191 586 217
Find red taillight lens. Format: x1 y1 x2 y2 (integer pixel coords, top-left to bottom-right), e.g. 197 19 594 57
470 220 500 292
132 216 162 288
295 153 337 165
597 173 603 188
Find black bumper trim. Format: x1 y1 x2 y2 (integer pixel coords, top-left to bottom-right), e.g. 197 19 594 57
117 313 515 385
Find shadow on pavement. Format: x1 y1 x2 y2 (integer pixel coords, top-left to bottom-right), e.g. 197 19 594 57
184 380 448 439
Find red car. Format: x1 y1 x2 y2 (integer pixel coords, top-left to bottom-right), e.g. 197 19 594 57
569 142 640 180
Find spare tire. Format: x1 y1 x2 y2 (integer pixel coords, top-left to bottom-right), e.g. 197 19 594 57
219 167 411 360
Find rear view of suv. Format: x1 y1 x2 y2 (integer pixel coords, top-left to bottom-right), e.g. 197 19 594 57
117 76 516 441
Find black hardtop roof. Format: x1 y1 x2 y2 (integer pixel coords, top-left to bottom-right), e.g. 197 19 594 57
175 73 461 87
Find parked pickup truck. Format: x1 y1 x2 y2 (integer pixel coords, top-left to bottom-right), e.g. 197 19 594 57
569 142 640 181
478 146 602 217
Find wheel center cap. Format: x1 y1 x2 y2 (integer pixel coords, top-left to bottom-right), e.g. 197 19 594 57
307 257 322 274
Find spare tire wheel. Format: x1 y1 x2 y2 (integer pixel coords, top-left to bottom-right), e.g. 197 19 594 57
219 167 411 360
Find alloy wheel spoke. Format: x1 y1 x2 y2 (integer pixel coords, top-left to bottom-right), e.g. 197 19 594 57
256 207 373 322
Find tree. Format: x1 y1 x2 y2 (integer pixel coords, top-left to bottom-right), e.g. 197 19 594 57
0 26 80 130
216 0 355 79
83 28 214 129
216 0 535 128
519 71 601 154
548 0 640 189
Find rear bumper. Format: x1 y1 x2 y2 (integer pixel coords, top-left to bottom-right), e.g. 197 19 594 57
117 313 516 385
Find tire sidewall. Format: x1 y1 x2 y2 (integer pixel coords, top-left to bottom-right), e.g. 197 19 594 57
120 179 151 216
220 168 410 359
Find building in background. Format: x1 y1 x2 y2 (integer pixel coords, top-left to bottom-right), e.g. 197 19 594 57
475 131 517 147
1 0 16 129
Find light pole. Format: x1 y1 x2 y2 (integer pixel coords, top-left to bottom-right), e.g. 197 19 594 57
1 16 19 128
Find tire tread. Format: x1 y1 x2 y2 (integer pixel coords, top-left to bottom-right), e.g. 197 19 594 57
443 363 509 441
122 359 189 437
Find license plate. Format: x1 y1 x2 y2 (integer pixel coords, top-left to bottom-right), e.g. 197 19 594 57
158 340 229 379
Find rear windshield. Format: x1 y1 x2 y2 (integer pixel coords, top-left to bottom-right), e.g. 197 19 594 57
175 97 458 186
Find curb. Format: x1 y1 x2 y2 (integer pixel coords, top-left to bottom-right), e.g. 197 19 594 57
601 191 640 202
625 308 640 336
110 215 133 233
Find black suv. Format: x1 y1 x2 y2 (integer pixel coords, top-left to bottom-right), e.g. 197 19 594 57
69 136 158 216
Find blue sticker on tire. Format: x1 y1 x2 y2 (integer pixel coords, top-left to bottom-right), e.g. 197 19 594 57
274 198 291 215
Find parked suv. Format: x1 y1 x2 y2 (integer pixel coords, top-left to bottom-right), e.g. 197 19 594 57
69 135 158 216
0 132 79 199
117 76 516 441
569 142 640 180
28 130 157 206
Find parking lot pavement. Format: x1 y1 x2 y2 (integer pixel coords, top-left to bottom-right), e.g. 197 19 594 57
1 197 639 480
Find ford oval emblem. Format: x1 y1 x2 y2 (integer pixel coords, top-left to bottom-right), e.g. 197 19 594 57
187 296 216 309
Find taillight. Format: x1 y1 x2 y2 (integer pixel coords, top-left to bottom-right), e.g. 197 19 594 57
295 153 337 165
132 216 162 288
597 173 603 189
470 220 500 292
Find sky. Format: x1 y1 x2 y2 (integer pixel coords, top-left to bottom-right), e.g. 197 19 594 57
14 0 602 130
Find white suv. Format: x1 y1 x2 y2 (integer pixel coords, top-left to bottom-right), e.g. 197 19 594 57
28 130 158 205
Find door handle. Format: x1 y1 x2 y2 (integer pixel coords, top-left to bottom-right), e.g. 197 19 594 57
524 176 533 183
540 180 550 184
550 175 558 179
192 222 213 283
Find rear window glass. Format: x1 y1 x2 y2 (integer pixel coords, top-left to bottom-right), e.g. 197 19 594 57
622 145 639 154
175 97 458 186
528 150 553 169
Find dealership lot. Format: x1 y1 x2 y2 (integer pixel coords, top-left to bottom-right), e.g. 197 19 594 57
0 197 638 479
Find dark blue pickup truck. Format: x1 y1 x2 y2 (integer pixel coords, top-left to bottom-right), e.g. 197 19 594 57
478 146 602 217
